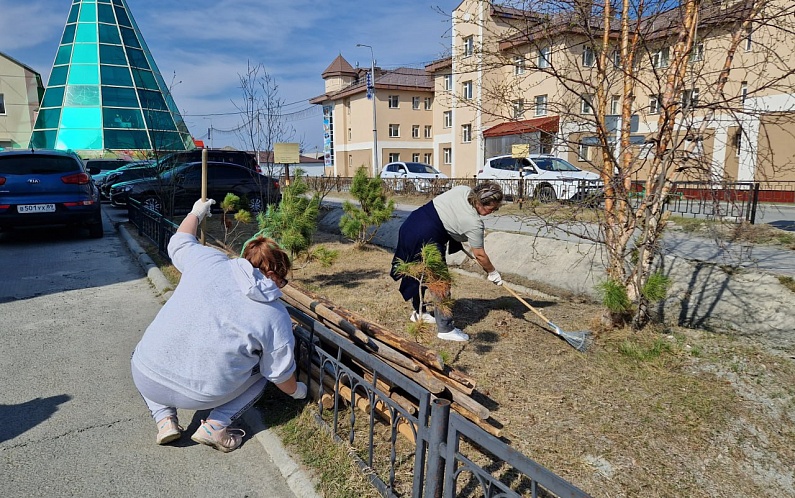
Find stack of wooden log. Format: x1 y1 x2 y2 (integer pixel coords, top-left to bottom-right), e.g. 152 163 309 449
281 284 503 442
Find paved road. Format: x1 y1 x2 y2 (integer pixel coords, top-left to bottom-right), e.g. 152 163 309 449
0 212 296 497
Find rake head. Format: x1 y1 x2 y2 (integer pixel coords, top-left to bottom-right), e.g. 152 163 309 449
548 322 592 352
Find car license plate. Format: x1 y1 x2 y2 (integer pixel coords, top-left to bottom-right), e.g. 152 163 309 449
17 204 56 213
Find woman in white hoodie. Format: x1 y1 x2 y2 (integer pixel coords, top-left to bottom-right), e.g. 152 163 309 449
131 198 306 453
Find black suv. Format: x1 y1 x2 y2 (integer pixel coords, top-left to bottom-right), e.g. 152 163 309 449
84 158 133 174
152 149 259 173
0 149 103 238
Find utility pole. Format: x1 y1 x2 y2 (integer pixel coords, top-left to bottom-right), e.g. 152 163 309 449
357 43 379 177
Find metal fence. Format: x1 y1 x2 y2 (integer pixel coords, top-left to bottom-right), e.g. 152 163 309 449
126 199 592 498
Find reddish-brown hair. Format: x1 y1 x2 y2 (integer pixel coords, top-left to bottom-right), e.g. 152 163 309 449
241 236 291 279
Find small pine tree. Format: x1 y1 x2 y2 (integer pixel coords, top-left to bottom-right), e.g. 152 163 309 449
339 167 394 248
393 243 454 335
219 193 254 247
256 169 320 258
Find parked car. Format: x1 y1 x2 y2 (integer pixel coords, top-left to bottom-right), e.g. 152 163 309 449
0 149 103 238
109 161 280 214
477 154 602 202
97 161 157 200
152 149 260 174
379 161 450 193
83 158 133 175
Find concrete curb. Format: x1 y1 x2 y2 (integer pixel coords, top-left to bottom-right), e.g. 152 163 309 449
110 212 321 498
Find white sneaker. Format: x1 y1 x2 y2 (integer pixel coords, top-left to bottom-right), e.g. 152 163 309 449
437 328 469 342
410 311 435 324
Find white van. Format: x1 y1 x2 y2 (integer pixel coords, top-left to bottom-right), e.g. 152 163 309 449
477 154 602 202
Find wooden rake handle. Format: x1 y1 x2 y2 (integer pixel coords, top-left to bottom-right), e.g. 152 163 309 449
502 284 555 329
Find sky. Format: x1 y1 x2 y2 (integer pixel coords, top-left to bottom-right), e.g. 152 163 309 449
0 0 460 155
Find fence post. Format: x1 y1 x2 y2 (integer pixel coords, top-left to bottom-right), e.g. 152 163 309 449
749 182 760 224
424 398 451 498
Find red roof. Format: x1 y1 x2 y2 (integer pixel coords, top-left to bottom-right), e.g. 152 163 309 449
483 116 559 138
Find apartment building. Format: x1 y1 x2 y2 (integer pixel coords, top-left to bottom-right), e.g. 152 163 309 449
0 51 43 150
310 55 435 177
427 0 795 182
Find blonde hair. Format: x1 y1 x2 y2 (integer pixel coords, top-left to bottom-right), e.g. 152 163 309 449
241 236 291 280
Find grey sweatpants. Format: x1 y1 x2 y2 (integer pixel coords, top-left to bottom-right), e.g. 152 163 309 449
131 361 267 427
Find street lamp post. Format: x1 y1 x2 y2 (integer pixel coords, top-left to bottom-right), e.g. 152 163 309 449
357 43 379 177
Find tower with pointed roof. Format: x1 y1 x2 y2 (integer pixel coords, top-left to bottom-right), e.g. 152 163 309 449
29 0 194 155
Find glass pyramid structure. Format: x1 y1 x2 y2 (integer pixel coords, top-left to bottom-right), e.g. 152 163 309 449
29 0 194 154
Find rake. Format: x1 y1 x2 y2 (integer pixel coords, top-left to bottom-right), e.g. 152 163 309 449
458 247 591 352
502 285 592 352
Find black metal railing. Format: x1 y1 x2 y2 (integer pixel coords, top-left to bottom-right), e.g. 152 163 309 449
127 198 178 259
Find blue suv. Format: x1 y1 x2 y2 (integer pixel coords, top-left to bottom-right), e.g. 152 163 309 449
0 149 103 238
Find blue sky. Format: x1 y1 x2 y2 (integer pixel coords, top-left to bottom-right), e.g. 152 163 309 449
0 0 459 154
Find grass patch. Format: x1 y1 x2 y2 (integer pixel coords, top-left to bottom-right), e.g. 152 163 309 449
778 275 795 292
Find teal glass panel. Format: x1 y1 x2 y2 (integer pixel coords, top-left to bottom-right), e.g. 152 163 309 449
56 129 103 150
103 108 144 129
111 0 123 5
101 86 139 107
30 130 57 149
61 24 76 44
104 129 150 149
74 23 97 43
125 48 148 69
100 65 132 86
99 44 127 65
144 111 177 131
48 66 69 86
35 108 62 129
54 44 72 65
114 6 131 27
72 44 98 64
78 2 96 22
132 70 157 90
60 107 102 129
98 24 121 44
97 3 115 23
67 64 99 85
64 85 100 106
137 90 167 111
119 27 140 48
67 4 79 23
41 87 65 108
148 131 184 151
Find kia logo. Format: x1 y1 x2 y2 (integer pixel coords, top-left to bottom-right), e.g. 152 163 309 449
27 179 40 184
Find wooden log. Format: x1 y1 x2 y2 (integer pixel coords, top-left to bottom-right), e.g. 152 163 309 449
281 292 420 372
389 361 446 394
289 284 445 370
449 402 503 438
441 365 477 390
336 379 417 444
443 384 490 420
427 367 474 395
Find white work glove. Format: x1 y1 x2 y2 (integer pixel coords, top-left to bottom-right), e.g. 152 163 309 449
487 270 503 286
189 198 215 222
290 382 308 400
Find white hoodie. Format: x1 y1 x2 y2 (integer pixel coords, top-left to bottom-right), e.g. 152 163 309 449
131 232 296 402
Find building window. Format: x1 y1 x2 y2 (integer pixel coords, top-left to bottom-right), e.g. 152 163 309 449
611 49 621 68
610 95 621 115
577 143 589 162
734 127 742 156
690 42 704 62
0 93 5 114
348 128 352 140
389 152 401 162
388 95 399 108
443 74 452 91
463 35 474 57
443 148 452 164
582 46 595 67
682 88 699 109
581 94 593 114
443 111 452 128
345 99 350 115
538 47 550 68
412 153 420 162
513 99 525 119
745 27 753 51
513 55 525 75
462 80 473 100
412 125 420 138
741 81 748 105
389 124 400 137
462 124 472 143
424 153 432 163
649 94 661 114
424 97 433 110
412 96 421 110
652 47 670 68
424 125 432 138
535 95 547 116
